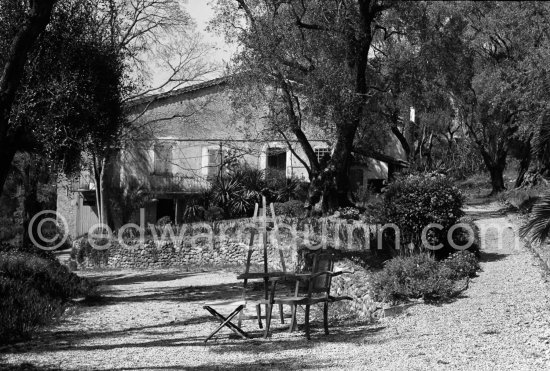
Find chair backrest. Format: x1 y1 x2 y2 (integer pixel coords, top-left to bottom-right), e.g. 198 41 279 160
308 250 335 295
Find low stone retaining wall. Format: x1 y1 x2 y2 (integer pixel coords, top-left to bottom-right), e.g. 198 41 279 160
72 216 374 270
74 238 299 271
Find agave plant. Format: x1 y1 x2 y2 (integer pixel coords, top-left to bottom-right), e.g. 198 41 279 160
520 193 550 244
183 203 205 222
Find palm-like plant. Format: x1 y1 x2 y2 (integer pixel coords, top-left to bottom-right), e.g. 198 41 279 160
520 193 550 244
519 111 550 243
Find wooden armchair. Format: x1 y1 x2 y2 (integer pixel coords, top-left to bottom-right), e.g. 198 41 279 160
265 250 353 340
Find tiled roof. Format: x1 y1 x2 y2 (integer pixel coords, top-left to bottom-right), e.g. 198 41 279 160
127 76 229 108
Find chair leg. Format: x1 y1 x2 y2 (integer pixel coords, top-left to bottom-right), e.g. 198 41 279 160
323 302 329 335
256 304 263 329
264 303 273 338
305 304 311 340
279 304 284 324
289 305 297 333
204 305 249 343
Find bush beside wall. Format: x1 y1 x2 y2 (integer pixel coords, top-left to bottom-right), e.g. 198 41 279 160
0 246 95 344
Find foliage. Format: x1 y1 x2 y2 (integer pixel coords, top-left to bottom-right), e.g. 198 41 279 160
499 185 545 213
371 252 459 304
520 192 550 244
272 177 309 203
183 203 206 223
0 250 93 300
73 238 109 266
0 277 63 344
273 200 305 218
212 0 400 209
336 207 361 221
0 248 95 343
156 216 172 227
442 251 480 280
208 164 308 219
204 206 224 222
4 1 126 176
381 174 465 248
109 178 151 225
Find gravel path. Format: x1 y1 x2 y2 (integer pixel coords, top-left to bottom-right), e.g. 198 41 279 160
1 203 550 370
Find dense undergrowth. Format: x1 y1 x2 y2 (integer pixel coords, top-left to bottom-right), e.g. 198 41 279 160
0 243 96 344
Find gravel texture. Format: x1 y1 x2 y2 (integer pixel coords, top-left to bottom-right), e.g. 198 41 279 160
1 203 550 370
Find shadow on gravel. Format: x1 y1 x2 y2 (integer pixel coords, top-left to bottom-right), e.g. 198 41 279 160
90 272 199 286
5 321 386 356
0 363 62 371
81 281 247 306
107 357 325 370
479 251 509 263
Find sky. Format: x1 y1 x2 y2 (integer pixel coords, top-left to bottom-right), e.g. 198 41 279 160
185 0 234 67
150 1 233 89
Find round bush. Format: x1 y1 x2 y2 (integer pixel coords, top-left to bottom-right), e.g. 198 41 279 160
371 252 457 304
382 174 464 249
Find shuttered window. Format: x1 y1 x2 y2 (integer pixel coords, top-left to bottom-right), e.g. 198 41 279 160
154 143 172 175
207 148 222 179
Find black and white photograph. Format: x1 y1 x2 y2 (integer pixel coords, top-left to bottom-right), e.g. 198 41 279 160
1 0 549 369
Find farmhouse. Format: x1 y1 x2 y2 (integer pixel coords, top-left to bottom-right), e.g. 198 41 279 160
57 77 407 237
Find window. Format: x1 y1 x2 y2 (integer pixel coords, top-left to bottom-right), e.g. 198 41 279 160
207 147 222 179
154 143 172 175
314 147 331 164
266 147 287 181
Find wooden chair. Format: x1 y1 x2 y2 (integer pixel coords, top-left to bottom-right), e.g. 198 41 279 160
265 249 353 340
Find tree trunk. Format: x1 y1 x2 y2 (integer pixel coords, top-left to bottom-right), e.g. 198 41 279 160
99 157 108 228
391 126 411 161
0 144 16 195
480 149 507 194
22 161 40 249
0 1 57 198
515 154 531 188
92 155 103 227
489 166 506 194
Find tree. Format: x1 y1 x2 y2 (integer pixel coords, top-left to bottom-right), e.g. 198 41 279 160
0 0 57 197
0 1 125 243
213 0 404 212
86 0 218 228
380 1 550 194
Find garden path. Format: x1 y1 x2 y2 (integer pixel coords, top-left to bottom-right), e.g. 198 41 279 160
1 201 550 370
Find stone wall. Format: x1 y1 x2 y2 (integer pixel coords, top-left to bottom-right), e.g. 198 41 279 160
73 217 374 271
75 236 298 271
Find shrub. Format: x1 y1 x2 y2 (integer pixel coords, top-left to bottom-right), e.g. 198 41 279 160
0 277 64 344
0 250 94 300
0 249 96 344
336 207 361 220
441 216 481 259
371 252 457 304
273 200 305 218
442 251 480 280
73 237 109 266
183 203 205 222
156 216 172 226
382 174 464 250
273 177 309 202
204 206 224 221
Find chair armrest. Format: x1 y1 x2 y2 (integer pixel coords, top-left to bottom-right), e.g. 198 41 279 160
307 270 354 280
